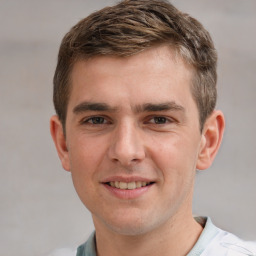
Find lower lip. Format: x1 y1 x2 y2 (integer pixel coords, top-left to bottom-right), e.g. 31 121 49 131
103 183 154 200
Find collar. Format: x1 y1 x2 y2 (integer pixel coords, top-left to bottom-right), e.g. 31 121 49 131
76 217 220 256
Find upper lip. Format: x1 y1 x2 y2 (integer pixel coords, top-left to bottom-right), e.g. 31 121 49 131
101 176 155 183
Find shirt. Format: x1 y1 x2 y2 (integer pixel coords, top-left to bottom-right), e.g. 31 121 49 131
49 217 256 256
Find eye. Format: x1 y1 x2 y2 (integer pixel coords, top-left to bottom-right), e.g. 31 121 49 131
152 117 167 124
147 116 170 125
83 116 108 125
144 115 178 131
145 115 177 127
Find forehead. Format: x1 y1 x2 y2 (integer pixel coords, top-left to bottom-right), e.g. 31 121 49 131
69 45 195 110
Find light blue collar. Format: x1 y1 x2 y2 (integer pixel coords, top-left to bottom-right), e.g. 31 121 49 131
76 217 219 256
187 217 219 256
76 231 97 256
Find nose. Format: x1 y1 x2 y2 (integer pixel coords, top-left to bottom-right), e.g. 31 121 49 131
107 120 146 166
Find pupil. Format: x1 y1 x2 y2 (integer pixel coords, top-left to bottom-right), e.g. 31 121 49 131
155 117 166 124
93 117 104 124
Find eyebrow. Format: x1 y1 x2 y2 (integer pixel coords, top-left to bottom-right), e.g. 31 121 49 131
73 102 117 114
135 102 185 113
73 101 185 114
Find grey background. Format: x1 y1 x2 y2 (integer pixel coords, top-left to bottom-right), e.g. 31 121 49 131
0 0 255 255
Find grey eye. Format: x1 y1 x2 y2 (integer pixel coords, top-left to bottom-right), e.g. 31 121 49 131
154 117 167 124
90 117 106 124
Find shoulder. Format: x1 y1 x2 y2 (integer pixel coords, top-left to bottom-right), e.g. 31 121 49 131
46 232 96 256
203 229 256 256
192 217 256 256
220 232 256 256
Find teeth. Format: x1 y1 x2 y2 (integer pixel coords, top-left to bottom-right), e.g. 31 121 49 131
108 181 151 190
115 181 120 188
136 181 142 188
119 182 128 189
128 181 136 190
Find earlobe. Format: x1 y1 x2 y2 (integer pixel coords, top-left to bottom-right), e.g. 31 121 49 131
50 115 70 172
196 110 225 170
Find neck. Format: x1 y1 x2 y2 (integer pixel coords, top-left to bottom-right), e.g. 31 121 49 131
94 209 203 256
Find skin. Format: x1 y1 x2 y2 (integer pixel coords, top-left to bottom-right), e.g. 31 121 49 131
51 45 225 256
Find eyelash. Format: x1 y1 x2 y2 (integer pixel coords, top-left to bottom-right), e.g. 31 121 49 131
147 116 169 124
81 115 174 126
81 116 110 125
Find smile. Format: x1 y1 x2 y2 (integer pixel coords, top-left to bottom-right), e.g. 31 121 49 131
108 181 152 190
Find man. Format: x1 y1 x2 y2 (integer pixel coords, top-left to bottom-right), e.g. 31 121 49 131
50 0 256 255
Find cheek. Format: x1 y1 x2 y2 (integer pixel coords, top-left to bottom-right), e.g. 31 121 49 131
69 133 106 167
68 136 105 191
68 142 100 209
150 135 199 182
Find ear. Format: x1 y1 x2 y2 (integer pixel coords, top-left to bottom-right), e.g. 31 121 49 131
196 110 225 170
50 115 70 171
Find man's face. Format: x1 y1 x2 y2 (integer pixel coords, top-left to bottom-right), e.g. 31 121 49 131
61 46 206 235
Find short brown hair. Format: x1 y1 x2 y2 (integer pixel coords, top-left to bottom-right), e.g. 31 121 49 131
53 0 217 131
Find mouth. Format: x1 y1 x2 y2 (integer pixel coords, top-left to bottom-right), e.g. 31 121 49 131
106 181 154 190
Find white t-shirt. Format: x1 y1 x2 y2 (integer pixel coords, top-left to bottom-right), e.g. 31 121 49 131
49 217 256 256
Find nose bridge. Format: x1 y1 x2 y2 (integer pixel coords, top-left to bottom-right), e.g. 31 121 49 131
108 118 145 165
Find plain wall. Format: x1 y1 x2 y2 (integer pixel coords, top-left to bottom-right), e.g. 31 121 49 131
0 0 255 255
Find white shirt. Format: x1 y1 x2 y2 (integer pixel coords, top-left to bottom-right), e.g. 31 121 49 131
49 217 256 256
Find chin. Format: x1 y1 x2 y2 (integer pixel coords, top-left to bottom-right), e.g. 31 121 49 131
101 213 162 236
108 222 152 236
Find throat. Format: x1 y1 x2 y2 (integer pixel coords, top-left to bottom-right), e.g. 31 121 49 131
94 215 203 256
